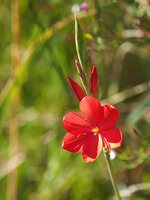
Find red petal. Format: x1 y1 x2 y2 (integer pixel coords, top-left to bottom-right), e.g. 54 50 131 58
82 134 102 163
68 77 86 101
79 96 103 127
91 65 99 97
63 112 93 135
100 105 119 130
101 127 122 149
62 132 88 153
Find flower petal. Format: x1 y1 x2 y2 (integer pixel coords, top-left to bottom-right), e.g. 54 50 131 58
101 127 122 149
79 96 103 126
68 77 86 101
101 105 119 130
82 134 102 163
91 65 99 98
63 112 93 135
62 132 88 153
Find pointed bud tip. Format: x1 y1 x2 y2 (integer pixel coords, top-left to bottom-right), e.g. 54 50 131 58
67 76 86 101
92 65 96 72
75 59 78 64
91 65 99 97
74 60 86 86
75 59 82 69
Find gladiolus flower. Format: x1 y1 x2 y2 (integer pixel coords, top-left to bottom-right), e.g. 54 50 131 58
91 65 99 97
62 96 122 163
68 76 86 101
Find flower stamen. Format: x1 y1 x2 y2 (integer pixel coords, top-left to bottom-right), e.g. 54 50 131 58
92 126 99 135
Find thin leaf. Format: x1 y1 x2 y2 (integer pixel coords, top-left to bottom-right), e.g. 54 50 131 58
125 93 150 126
75 14 86 71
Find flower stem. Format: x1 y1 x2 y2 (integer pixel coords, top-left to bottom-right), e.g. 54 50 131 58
103 148 122 200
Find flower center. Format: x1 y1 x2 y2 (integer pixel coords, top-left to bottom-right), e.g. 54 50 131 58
92 126 99 135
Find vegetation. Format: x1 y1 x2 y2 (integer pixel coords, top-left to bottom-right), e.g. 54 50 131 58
0 0 150 199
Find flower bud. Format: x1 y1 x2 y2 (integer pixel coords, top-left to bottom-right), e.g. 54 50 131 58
75 59 86 86
81 2 88 10
71 4 80 14
68 76 86 101
91 65 99 98
110 150 117 160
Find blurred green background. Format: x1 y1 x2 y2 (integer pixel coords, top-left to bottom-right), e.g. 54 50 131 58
0 0 150 199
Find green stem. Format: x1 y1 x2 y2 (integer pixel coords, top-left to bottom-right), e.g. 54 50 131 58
103 148 122 200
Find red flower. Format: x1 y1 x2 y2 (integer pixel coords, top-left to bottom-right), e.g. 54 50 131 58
62 96 122 163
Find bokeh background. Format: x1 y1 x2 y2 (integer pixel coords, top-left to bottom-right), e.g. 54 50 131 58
0 0 150 199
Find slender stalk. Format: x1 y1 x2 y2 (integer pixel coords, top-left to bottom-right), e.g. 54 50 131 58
7 0 20 199
103 149 122 200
